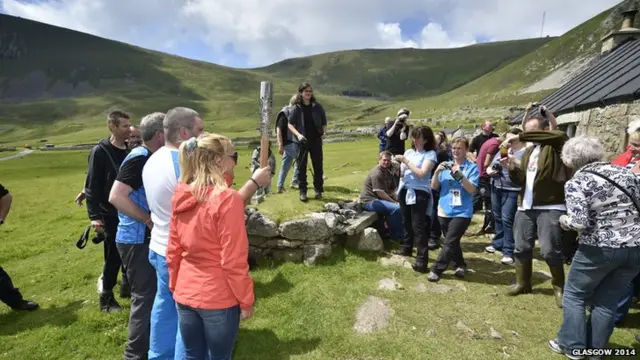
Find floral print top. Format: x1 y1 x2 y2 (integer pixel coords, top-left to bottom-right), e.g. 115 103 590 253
562 162 640 248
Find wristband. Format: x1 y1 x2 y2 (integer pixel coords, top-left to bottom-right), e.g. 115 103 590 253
249 177 260 188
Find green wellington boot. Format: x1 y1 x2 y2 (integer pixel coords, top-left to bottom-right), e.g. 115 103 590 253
548 265 565 308
506 257 533 296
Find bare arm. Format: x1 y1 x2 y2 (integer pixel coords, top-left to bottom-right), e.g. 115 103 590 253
109 181 152 226
400 157 436 179
431 169 442 191
287 124 304 140
386 121 399 138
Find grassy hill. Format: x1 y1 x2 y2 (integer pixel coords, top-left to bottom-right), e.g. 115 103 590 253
0 0 633 145
255 38 553 99
0 13 550 145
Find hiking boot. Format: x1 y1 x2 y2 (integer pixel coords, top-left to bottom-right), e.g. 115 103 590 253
412 263 428 274
12 299 39 311
454 267 466 279
427 271 440 282
99 292 122 313
427 239 441 250
299 192 308 202
506 257 532 296
119 280 131 299
277 187 285 194
314 192 323 200
549 264 565 309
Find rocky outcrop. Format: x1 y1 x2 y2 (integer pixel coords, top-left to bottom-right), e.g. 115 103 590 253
245 200 380 265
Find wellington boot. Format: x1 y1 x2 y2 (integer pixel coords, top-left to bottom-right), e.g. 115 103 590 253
549 265 565 308
506 257 532 296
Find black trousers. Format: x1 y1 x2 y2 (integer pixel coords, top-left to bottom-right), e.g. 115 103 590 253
473 176 494 230
117 241 157 360
432 217 471 274
399 188 430 267
296 138 324 193
429 189 442 243
0 266 24 309
102 216 124 294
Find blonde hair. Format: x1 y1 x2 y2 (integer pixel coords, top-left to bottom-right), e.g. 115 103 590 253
628 119 640 143
178 132 233 201
289 94 297 106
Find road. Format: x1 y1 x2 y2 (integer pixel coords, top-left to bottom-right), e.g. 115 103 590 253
0 149 34 162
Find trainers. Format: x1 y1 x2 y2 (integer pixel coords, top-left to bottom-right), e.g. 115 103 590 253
12 300 39 311
501 256 515 265
299 192 308 202
277 187 285 194
454 267 466 278
485 245 497 253
99 292 122 313
291 181 299 189
314 192 323 200
427 271 440 282
548 339 584 359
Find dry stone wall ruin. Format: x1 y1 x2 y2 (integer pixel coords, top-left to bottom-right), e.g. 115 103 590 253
245 200 382 265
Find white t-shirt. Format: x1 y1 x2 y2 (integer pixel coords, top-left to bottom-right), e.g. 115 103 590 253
142 146 180 257
519 145 566 212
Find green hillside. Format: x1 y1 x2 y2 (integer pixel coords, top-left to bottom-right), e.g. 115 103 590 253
0 12 551 145
0 0 631 145
255 38 553 99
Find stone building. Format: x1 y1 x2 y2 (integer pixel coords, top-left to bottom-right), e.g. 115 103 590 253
510 9 640 159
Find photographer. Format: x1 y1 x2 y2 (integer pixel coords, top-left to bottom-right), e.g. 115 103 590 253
471 132 500 235
500 111 569 308
428 137 479 282
385 108 411 156
485 128 526 265
392 126 437 274
0 183 39 311
523 103 558 130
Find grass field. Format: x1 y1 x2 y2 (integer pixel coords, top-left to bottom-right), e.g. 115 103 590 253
1 141 639 360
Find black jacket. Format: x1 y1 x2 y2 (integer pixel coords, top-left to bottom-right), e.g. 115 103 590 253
85 138 128 221
287 102 327 141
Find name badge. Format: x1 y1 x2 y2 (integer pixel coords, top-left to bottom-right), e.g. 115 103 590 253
450 189 462 207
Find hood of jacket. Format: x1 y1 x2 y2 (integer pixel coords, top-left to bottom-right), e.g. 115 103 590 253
173 174 235 214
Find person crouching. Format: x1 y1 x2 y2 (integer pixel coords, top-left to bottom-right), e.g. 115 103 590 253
166 134 255 359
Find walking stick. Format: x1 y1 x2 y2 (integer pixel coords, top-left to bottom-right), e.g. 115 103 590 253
258 81 273 168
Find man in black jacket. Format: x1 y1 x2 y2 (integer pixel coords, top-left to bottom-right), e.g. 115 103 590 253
0 183 39 311
85 109 131 312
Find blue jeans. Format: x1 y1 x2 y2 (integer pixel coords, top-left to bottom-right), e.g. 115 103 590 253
557 244 640 351
614 273 640 324
490 186 519 257
277 143 298 189
177 304 240 360
363 200 403 239
148 250 187 360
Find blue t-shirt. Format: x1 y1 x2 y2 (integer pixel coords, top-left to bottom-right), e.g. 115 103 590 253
437 160 480 218
398 149 438 192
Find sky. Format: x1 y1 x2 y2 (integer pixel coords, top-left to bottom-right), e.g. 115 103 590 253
0 0 623 68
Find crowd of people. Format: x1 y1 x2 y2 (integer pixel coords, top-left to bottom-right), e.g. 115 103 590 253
2 81 640 359
367 103 640 359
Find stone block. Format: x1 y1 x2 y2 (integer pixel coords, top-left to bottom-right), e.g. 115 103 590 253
248 236 268 248
346 228 384 252
311 212 348 235
245 210 279 238
345 211 378 236
265 238 303 248
279 217 331 241
272 249 303 263
303 244 332 265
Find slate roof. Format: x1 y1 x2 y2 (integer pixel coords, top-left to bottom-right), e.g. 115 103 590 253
510 38 640 125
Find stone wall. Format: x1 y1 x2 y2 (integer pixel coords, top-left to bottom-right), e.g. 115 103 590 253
245 201 381 265
556 99 640 158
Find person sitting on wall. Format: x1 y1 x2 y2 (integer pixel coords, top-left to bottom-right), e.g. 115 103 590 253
360 151 403 242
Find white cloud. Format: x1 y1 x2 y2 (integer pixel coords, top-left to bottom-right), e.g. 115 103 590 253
0 0 623 67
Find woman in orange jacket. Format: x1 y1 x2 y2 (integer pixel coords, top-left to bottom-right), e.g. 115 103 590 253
166 133 255 360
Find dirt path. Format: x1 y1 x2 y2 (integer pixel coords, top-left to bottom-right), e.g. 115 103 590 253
0 149 34 161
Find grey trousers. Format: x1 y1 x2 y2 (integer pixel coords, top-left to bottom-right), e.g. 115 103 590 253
117 243 157 360
513 209 565 267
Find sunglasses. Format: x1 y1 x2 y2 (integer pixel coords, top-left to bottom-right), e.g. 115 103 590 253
228 152 238 164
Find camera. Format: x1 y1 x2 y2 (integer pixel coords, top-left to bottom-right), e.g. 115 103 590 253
490 163 503 177
441 162 453 170
531 103 547 117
